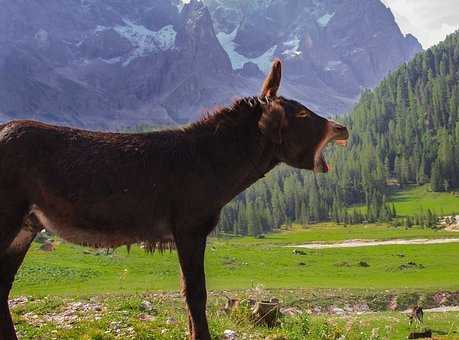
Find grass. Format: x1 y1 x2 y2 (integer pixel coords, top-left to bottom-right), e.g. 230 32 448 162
234 222 459 245
11 292 459 339
391 184 459 217
11 223 459 338
349 184 459 217
12 224 459 296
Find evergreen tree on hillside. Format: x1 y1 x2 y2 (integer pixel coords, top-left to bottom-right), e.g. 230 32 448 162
430 160 443 192
218 31 459 235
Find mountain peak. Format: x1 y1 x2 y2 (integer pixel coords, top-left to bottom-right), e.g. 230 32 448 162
0 0 422 129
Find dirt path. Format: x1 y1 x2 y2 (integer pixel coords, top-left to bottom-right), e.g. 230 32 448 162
288 238 459 249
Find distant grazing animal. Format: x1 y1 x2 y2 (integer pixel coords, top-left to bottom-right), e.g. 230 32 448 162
408 305 424 326
0 60 349 340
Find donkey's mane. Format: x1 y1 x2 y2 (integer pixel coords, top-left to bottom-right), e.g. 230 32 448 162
186 96 274 134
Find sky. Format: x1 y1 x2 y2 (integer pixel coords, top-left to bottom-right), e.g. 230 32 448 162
382 0 459 49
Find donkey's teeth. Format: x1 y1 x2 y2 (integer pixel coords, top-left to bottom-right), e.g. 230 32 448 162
335 139 348 147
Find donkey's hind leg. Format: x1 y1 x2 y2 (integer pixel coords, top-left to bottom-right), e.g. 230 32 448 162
0 214 40 340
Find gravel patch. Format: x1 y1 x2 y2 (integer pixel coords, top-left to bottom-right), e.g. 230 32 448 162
288 238 459 249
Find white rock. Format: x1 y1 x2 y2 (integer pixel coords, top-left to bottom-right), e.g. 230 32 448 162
166 317 177 325
223 329 238 340
331 307 345 315
140 300 153 312
280 307 303 316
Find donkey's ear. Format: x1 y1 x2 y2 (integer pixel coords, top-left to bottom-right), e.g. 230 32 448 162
258 102 287 144
261 59 282 97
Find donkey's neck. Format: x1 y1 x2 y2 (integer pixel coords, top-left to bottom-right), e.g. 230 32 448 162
186 101 279 205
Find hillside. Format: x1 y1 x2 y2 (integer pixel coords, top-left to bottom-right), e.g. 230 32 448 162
0 0 420 129
219 31 459 235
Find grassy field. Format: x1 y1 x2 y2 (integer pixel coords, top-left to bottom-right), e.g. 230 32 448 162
12 223 459 338
349 184 459 217
390 185 459 217
12 224 459 296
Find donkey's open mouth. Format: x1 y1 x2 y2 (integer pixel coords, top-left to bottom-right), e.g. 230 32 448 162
314 120 349 173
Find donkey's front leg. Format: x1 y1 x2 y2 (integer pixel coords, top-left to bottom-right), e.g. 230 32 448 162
175 233 210 340
1 215 40 340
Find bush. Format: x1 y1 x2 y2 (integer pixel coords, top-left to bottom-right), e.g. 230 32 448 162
358 261 370 267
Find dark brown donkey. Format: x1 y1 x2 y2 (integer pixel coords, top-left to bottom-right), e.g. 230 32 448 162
0 60 348 340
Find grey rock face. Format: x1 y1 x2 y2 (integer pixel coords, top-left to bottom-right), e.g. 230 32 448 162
0 0 236 128
0 0 422 129
207 0 422 115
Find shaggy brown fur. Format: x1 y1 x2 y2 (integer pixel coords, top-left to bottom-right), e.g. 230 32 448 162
0 60 348 340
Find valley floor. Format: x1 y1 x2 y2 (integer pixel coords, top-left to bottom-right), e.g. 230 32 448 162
10 290 459 339
11 223 459 338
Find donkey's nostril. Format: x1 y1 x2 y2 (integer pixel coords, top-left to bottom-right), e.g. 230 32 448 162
333 125 345 133
328 121 349 139
331 123 349 140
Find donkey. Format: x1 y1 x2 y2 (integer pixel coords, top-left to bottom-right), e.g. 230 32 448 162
0 60 348 340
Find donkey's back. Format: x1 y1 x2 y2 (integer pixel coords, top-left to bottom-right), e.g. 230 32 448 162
0 120 195 248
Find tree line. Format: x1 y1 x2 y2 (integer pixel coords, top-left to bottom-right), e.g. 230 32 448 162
218 31 459 235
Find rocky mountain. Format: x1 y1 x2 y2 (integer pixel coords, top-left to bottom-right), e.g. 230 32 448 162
206 0 421 112
0 0 421 129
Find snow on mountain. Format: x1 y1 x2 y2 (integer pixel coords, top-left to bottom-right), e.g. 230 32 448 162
114 20 177 66
317 12 335 28
281 37 301 59
217 27 276 73
177 0 201 11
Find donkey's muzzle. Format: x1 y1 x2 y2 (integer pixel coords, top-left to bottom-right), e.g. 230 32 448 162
330 121 349 140
328 121 349 146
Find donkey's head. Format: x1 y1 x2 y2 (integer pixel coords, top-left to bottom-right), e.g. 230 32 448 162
258 60 349 172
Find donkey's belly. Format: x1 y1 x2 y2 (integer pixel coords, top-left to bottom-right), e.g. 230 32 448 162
30 205 174 249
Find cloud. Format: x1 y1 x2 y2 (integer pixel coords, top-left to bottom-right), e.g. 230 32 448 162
381 0 459 48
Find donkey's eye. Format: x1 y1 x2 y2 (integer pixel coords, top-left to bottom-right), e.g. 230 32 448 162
297 111 311 118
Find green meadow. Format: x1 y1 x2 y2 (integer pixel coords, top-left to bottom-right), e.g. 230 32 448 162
12 223 459 339
12 223 459 296
390 185 459 217
349 184 459 218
